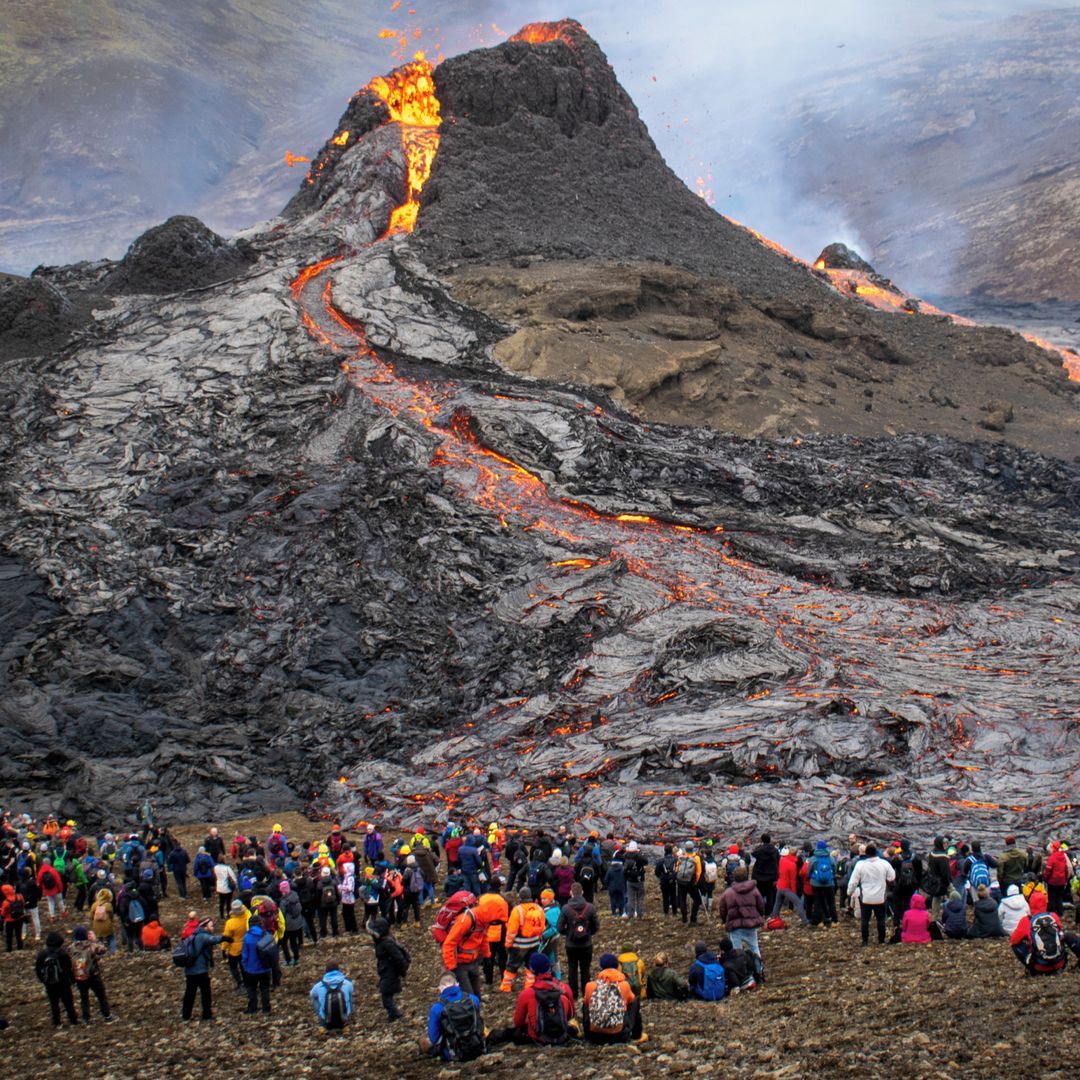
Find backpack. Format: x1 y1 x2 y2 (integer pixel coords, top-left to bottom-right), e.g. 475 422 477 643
619 958 642 997
527 863 541 889
588 978 626 1030
239 869 255 892
172 934 199 968
677 855 697 885
320 883 338 908
578 862 596 885
268 835 285 857
898 859 917 890
703 861 718 884
809 854 835 888
511 846 527 868
71 946 94 982
694 961 726 1001
322 978 349 1029
256 931 279 967
1029 913 1065 967
9 896 25 920
968 858 990 890
440 994 485 1062
408 867 424 894
567 907 592 947
624 856 644 884
658 855 677 882
534 985 570 1045
127 897 145 924
42 953 64 986
766 915 786 931
431 891 478 945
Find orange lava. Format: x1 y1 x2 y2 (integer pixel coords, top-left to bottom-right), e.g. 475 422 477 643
511 20 583 46
284 151 310 167
367 52 441 235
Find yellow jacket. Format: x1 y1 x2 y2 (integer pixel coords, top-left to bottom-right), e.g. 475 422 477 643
222 911 249 957
617 951 647 999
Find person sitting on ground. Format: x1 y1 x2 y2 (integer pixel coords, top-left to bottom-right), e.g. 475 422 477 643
900 893 933 944
310 961 353 1030
141 917 171 951
646 951 689 1001
423 972 485 1062
718 938 757 992
998 884 1030 937
1010 887 1074 975
583 952 641 1043
940 889 970 939
687 940 726 1000
616 945 646 1003
968 884 1005 938
489 952 575 1046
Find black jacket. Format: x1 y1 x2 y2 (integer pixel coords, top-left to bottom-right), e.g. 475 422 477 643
751 844 779 884
375 935 411 994
556 897 599 946
924 851 951 897
720 948 755 990
35 945 74 988
968 898 1005 939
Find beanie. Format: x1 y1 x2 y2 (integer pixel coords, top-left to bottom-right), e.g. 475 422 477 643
528 952 551 975
599 952 618 970
73 926 89 942
278 881 290 895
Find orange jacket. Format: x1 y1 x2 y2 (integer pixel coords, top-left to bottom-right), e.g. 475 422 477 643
584 968 636 1034
442 893 506 970
506 901 545 947
141 921 170 950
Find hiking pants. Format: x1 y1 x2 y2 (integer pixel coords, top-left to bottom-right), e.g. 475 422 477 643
381 991 401 1020
46 982 78 1026
463 872 481 895
506 945 538 974
198 877 213 900
217 891 233 919
729 927 760 957
4 918 24 950
608 889 625 916
701 882 715 911
814 888 837 925
755 882 777 915
302 905 319 943
627 880 645 917
506 864 525 893
397 893 421 925
27 907 41 939
860 902 888 944
455 961 482 1000
565 945 592 1001
342 903 358 933
773 889 808 925
45 893 65 918
660 880 678 916
483 941 508 985
678 883 702 924
123 922 142 951
244 970 271 1013
1048 884 1068 917
173 872 188 899
282 929 303 963
227 954 243 988
74 885 88 911
77 974 110 1020
319 907 339 937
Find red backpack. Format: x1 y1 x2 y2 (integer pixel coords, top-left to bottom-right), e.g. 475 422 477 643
431 891 478 945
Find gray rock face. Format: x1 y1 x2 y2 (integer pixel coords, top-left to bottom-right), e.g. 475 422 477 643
0 24 1077 842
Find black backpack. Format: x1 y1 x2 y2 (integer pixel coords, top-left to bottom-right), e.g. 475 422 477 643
533 985 569 1045
1029 913 1065 967
256 931 279 968
898 859 917 890
322 979 349 1029
440 994 485 1062
578 862 596 884
320 883 338 908
42 953 64 986
567 906 591 947
9 896 25 920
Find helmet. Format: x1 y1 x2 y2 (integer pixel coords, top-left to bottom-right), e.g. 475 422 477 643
489 822 499 830
273 823 282 833
65 820 76 827
415 828 425 836
400 845 411 856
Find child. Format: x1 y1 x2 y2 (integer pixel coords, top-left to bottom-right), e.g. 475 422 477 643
369 917 410 1021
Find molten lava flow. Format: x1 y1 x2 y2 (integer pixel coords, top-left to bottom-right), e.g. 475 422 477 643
511 20 583 45
367 52 441 235
284 151 310 167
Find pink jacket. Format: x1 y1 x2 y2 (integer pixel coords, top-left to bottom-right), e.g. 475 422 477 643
900 894 932 943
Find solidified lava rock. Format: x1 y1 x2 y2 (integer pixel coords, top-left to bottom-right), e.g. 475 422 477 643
102 215 257 295
0 276 89 361
815 243 877 274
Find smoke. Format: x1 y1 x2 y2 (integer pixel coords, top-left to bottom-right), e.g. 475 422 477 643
2 0 1077 284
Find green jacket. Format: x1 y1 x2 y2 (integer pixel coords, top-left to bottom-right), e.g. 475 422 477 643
646 965 689 1001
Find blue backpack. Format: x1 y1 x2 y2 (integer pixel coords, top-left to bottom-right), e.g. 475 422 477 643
968 858 990 889
809 854 835 888
694 961 726 1001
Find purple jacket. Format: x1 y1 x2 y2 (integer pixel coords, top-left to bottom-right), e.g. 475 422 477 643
717 880 765 929
363 831 383 862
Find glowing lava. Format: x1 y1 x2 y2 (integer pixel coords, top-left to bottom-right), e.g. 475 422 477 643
367 52 441 235
510 20 583 45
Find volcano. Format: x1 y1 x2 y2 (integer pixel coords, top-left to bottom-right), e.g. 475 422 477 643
0 21 1077 840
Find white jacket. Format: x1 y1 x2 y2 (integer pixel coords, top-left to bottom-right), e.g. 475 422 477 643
213 862 237 894
847 856 896 905
998 893 1030 936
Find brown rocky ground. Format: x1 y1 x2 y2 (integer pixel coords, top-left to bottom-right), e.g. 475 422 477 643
447 260 1080 459
1 812 1077 1077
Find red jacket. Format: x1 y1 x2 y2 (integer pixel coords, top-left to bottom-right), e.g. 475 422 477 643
37 864 63 897
1043 848 1070 887
512 974 575 1041
777 854 798 892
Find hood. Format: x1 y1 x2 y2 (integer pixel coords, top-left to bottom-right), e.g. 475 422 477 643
1029 889 1049 914
694 951 718 964
733 879 758 894
1 884 14 900
439 983 465 1003
321 969 348 989
475 892 509 924
910 894 927 911
597 967 628 984
245 924 265 940
1007 884 1020 897
369 917 391 939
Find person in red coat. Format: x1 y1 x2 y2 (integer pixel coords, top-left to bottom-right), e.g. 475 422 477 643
37 860 66 920
1042 841 1071 917
489 953 575 1045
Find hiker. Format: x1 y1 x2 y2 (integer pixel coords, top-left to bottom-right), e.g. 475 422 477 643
424 972 485 1062
222 899 249 989
1010 887 1073 974
1 883 25 951
458 833 486 896
500 886 546 993
318 866 341 938
363 825 384 868
806 840 838 926
167 842 190 899
604 848 627 918
583 952 641 1043
940 890 970 939
213 859 238 919
717 866 765 956
311 962 354 1030
676 841 703 925
88 887 115 954
480 880 509 987
557 881 598 1001
846 843 895 946
923 837 952 920
182 916 224 1021
116 878 145 951
646 951 689 1000
69 926 114 1023
718 937 758 992
267 824 288 868
998 884 1030 936
688 941 726 1001
241 917 276 1015
1043 841 1070 916
968 884 1005 938
399 856 423 927
36 930 79 1027
370 917 410 1021
899 893 933 943
279 880 305 966
622 841 647 918
553 856 575 905
193 847 215 900
890 839 922 933
750 834 780 915
997 836 1027 893
654 844 678 917
441 891 507 999
19 867 42 942
538 888 561 975
37 859 66 920
489 952 575 1046
203 828 226 863
141 917 171 951
773 847 809 926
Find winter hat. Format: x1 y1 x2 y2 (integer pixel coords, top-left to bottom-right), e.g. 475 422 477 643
73 926 89 942
599 952 619 969
518 887 532 901
815 840 828 851
540 889 555 903
406 855 416 866
278 881 290 895
626 841 639 853
718 937 733 954
321 866 332 877
199 917 213 929
45 931 64 948
230 900 244 912
273 824 282 833
948 889 961 902
1007 884 1020 897
528 952 552 975
684 841 695 852
693 941 708 957
728 844 739 855
141 868 154 880
96 869 107 879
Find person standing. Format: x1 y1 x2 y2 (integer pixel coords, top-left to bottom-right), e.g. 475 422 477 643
222 899 249 990
717 867 765 957
500 887 546 993
279 881 305 967
240 920 275 1015
370 917 410 1021
807 841 838 926
772 848 809 926
181 917 224 1021
557 882 599 1002
923 838 952 921
750 835 780 916
675 842 703 925
847 844 895 946
35 930 79 1027
213 860 238 920
68 926 114 1023
654 845 678 917
1 884 25 951
167 843 190 900
1043 841 1071 917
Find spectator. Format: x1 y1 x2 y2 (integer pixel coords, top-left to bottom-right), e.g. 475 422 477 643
311 962 354 1030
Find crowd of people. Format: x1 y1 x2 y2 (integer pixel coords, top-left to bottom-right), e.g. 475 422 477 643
2 806 1079 1059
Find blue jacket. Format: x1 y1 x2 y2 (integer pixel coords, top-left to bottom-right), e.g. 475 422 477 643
363 832 383 862
459 842 483 875
427 985 481 1058
241 926 272 975
604 859 626 893
193 852 215 879
187 929 224 976
310 968 354 1022
167 847 190 874
688 951 719 993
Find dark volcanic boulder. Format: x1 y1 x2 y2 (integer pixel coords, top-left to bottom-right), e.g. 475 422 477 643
102 215 257 295
0 276 89 361
815 243 877 273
